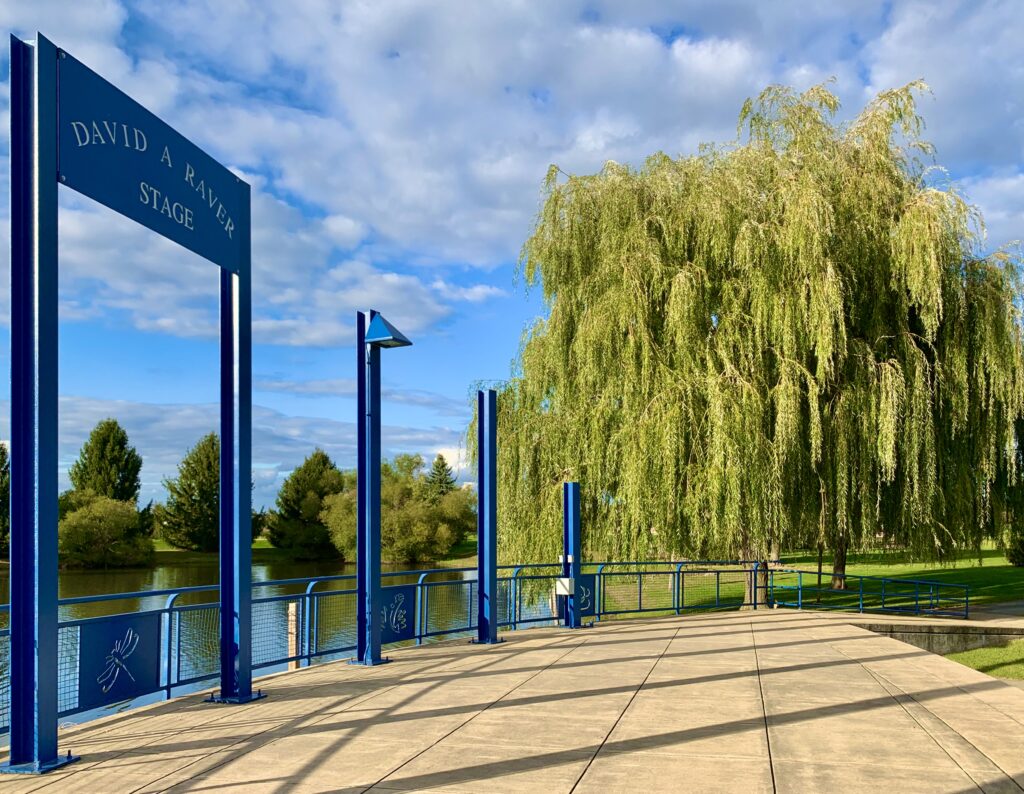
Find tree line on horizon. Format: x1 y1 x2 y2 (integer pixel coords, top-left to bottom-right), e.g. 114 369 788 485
0 418 474 569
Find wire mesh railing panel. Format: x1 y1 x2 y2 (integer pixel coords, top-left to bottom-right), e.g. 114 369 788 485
423 580 476 637
176 606 219 684
638 573 675 612
313 590 357 656
497 578 512 626
515 575 560 624
57 625 80 715
252 599 295 668
601 573 641 614
0 633 9 732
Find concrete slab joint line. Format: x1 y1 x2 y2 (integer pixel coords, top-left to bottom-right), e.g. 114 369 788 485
1 613 1024 792
750 622 779 794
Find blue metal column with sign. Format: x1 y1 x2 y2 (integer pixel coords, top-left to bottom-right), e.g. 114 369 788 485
6 31 258 769
355 311 411 665
476 390 500 644
563 482 582 629
5 33 75 775
211 259 260 703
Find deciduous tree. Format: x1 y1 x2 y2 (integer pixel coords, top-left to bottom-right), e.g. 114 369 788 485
494 82 1024 584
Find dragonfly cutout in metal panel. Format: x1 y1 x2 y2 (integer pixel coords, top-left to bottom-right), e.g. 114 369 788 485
97 628 139 693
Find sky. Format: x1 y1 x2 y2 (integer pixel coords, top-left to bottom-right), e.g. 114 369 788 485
1 1 1023 509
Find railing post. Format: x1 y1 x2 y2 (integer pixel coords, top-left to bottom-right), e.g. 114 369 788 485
476 389 500 643
303 581 317 665
716 570 721 607
512 567 523 630
797 572 803 610
859 577 864 613
964 587 970 620
674 563 684 614
595 564 606 621
915 581 920 615
751 562 759 610
163 593 180 699
415 573 428 645
881 578 886 610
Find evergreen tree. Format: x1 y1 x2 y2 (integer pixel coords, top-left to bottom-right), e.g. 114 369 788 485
155 433 221 552
0 444 9 557
494 82 1024 583
69 419 143 503
425 454 457 502
268 449 345 558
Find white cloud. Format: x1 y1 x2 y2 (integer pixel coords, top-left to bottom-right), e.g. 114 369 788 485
0 395 465 509
254 377 472 418
3 0 1022 346
962 171 1024 252
430 279 506 302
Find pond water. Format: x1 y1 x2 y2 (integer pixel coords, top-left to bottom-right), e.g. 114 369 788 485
0 557 475 622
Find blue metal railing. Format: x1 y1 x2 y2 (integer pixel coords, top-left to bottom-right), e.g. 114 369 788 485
0 559 969 735
764 568 970 619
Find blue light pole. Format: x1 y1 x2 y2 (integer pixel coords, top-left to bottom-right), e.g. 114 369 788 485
475 389 500 644
355 310 411 666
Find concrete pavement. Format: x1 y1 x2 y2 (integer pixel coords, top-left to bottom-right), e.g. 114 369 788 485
1 610 1022 792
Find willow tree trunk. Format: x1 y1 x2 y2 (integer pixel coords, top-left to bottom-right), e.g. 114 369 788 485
816 542 824 603
830 537 848 590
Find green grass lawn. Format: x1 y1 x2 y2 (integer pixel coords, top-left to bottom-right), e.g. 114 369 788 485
153 536 302 565
779 547 1023 608
946 640 1024 680
152 535 479 567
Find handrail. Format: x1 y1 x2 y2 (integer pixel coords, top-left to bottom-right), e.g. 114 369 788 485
771 567 970 591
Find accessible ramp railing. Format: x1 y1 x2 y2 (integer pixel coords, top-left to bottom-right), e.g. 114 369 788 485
764 567 970 619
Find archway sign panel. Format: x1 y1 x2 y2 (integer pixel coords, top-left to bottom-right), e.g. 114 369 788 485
5 32 255 774
57 50 249 272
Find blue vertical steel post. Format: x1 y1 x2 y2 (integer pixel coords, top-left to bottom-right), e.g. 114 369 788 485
562 482 582 628
213 227 257 702
355 312 368 662
4 34 74 774
476 390 499 643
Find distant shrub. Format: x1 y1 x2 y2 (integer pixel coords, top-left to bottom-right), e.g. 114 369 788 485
1008 528 1024 567
59 496 155 569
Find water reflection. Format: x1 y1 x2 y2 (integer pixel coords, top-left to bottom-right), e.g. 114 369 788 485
0 558 473 624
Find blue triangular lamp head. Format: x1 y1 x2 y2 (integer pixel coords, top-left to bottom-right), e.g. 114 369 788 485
365 312 412 348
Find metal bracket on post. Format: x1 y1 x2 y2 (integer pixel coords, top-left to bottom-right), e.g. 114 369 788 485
474 390 501 644
562 482 586 629
3 33 77 775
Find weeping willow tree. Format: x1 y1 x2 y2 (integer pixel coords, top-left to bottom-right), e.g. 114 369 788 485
493 82 1024 581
